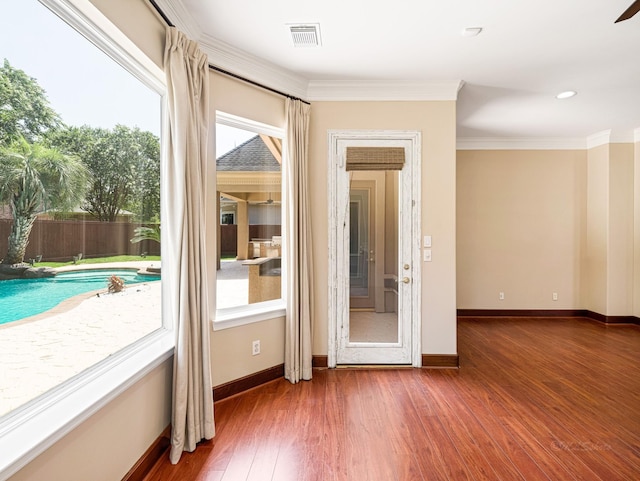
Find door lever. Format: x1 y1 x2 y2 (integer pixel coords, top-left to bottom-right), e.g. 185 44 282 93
402 277 410 284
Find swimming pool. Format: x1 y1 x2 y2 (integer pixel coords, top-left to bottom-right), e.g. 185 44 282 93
0 269 160 325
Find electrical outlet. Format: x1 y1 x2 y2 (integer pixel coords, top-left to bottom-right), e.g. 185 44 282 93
499 292 505 301
552 292 558 301
252 340 260 356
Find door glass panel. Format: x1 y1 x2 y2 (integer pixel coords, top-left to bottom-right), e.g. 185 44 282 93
349 190 369 297
348 171 399 344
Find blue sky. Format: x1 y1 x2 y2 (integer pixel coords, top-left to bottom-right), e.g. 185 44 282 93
0 0 257 156
1 0 161 136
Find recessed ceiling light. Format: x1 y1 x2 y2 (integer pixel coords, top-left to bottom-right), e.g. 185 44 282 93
461 27 483 37
556 90 577 99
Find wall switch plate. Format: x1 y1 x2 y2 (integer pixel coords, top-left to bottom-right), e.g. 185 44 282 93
423 249 432 262
424 235 432 247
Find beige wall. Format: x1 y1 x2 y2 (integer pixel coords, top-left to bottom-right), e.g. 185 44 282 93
607 144 634 315
457 150 587 309
635 138 640 318
211 318 285 385
585 145 609 313
585 144 635 316
309 101 458 355
458 144 638 318
10 360 172 481
89 0 165 68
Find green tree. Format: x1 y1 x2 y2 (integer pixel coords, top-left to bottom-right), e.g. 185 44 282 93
127 129 160 222
0 137 90 265
48 125 160 222
130 225 160 244
0 59 62 147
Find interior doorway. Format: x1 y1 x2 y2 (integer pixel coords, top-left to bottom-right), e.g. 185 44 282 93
328 130 422 367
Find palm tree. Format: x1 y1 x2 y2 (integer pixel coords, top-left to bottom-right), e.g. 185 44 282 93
130 224 161 244
0 137 90 265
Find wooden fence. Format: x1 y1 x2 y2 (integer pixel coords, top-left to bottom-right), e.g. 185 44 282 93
0 220 160 263
0 220 280 262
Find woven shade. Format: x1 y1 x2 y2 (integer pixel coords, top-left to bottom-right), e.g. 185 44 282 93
345 147 405 171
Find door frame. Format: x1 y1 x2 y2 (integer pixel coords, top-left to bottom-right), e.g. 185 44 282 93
327 129 422 367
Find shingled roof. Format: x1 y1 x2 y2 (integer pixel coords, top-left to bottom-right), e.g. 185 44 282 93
216 135 280 172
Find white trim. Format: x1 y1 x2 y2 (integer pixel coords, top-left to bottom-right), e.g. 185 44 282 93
40 0 164 94
216 111 285 139
457 137 587 150
609 130 636 144
150 0 201 40
586 129 637 149
327 130 422 367
635 128 640 143
203 35 309 100
0 330 174 481
587 130 612 149
307 80 463 101
212 300 286 331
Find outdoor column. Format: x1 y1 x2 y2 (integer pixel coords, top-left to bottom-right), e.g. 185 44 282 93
237 200 249 260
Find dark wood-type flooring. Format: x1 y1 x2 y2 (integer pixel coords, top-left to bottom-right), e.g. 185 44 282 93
144 317 640 480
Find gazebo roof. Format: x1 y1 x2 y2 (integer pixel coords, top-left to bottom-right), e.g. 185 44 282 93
216 135 280 172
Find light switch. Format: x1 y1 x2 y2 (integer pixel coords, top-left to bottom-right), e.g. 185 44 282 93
423 235 432 247
423 249 432 262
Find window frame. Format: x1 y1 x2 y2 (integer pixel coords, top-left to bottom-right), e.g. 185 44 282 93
0 1 171 478
212 112 286 331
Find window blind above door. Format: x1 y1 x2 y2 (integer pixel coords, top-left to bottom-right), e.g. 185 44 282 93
345 147 405 171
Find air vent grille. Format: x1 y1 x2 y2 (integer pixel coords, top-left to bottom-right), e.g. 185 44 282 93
289 24 321 47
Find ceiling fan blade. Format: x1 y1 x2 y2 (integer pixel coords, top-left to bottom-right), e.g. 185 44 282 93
615 0 640 22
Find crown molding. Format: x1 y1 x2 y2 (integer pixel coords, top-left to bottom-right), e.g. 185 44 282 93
586 129 636 149
459 128 639 151
456 137 587 150
306 80 464 101
609 129 635 144
150 0 201 40
586 130 611 149
199 35 309 100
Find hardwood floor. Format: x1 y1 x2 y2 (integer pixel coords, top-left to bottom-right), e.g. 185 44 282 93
143 317 640 480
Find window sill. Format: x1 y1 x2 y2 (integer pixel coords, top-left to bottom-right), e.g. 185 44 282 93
213 299 286 331
0 329 174 480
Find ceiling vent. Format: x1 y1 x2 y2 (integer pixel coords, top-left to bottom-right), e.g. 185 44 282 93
288 24 321 47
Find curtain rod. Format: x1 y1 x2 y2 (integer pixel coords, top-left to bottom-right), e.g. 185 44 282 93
148 0 310 105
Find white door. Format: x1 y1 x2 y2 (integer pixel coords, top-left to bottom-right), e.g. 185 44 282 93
328 130 421 366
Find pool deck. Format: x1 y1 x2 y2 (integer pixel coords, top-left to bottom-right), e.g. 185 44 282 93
0 260 248 417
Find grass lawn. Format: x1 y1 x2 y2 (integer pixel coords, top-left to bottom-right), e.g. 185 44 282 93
36 255 161 268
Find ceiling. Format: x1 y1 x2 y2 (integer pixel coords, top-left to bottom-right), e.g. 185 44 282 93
157 0 640 144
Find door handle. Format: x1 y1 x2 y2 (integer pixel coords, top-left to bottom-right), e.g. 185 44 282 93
402 277 410 284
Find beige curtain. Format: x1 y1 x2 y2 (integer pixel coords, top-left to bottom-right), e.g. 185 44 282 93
163 27 215 464
283 98 313 383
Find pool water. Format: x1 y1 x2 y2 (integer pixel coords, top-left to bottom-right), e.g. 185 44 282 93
0 269 160 325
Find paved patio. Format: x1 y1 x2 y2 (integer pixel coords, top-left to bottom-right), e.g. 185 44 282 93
0 260 251 417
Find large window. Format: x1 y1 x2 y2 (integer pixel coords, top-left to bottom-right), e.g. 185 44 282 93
0 0 166 475
214 113 285 327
